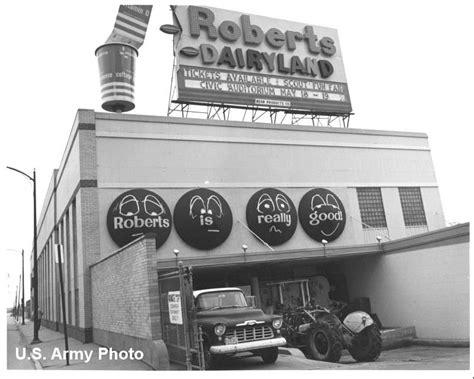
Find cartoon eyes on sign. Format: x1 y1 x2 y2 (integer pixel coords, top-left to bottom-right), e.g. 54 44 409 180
119 195 139 216
257 193 291 216
189 194 224 233
257 193 274 213
276 194 291 213
119 194 165 217
298 188 346 243
143 195 166 216
174 188 233 250
190 195 223 218
247 188 297 246
107 189 172 249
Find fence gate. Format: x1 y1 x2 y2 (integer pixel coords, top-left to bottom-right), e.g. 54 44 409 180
158 263 204 370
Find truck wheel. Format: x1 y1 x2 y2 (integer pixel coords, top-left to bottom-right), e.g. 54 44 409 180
260 347 279 364
307 324 342 362
348 324 382 362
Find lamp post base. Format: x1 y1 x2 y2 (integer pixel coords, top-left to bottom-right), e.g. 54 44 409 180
31 338 42 345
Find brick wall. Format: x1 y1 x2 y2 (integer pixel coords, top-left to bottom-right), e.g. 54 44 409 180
77 123 100 332
90 234 168 369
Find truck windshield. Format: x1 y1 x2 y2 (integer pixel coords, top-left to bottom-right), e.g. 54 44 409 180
196 291 248 311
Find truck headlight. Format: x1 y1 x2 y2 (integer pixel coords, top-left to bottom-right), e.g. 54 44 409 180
214 324 226 336
272 318 282 329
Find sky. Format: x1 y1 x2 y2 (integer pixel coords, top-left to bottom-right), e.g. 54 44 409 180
0 0 472 346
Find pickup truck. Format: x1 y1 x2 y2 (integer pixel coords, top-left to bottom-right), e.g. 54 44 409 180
194 287 286 369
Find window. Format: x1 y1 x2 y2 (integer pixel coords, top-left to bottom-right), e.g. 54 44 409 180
399 187 427 226
195 290 247 311
356 188 387 228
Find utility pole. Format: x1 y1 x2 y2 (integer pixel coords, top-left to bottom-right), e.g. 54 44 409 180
21 249 25 325
6 248 25 324
6 166 40 343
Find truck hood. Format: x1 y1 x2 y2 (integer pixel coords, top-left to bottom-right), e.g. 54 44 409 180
196 307 277 327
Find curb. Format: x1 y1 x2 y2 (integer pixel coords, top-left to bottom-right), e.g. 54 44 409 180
412 338 470 348
15 320 43 370
30 353 43 370
278 338 470 359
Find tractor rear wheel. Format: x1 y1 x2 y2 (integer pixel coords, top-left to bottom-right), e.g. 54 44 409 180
307 324 342 363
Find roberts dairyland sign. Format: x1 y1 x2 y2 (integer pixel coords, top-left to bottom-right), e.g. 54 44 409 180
166 5 352 114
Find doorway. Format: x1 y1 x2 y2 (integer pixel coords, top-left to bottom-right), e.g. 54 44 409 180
260 279 310 314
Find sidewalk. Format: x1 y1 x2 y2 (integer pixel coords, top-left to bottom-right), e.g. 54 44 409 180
12 318 152 370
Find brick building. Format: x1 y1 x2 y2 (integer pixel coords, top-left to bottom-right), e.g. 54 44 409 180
34 109 469 369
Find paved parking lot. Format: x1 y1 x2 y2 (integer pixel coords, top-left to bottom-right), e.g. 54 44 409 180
204 345 470 370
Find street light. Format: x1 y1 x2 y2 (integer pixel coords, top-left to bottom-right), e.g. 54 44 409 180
173 249 180 267
241 244 248 262
6 166 40 343
6 248 25 325
376 236 383 252
321 239 328 256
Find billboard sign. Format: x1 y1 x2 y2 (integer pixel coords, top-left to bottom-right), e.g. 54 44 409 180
169 5 351 114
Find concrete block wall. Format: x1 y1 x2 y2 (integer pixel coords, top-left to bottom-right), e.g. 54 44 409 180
421 187 446 231
94 112 446 261
90 234 168 369
341 223 469 340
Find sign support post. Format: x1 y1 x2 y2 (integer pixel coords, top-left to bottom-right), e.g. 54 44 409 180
178 262 192 370
55 244 69 366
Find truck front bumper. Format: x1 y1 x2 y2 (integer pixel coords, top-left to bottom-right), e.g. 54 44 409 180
210 337 287 354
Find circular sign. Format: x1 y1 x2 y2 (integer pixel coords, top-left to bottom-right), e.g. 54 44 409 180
173 188 233 250
298 188 346 243
107 189 172 248
246 188 297 246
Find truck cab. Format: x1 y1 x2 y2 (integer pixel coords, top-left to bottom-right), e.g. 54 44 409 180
194 287 286 369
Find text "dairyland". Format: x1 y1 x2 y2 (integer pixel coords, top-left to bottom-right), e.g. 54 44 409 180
185 6 338 78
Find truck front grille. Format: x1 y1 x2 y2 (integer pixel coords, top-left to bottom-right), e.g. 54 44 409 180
226 326 274 343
